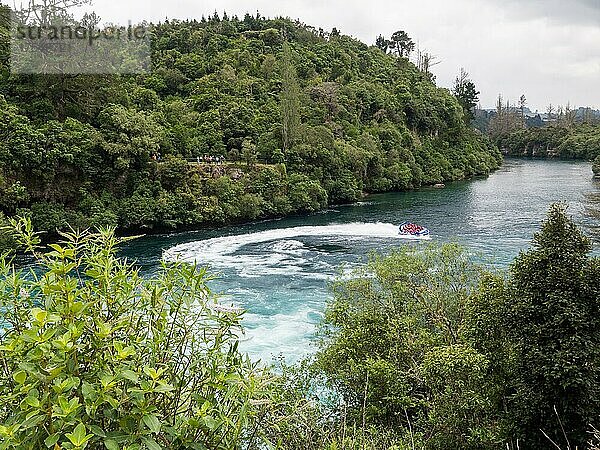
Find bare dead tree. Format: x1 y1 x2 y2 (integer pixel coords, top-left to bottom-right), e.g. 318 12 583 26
416 47 440 81
12 0 91 26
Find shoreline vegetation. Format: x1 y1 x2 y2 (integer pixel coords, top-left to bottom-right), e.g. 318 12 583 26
0 11 502 250
480 99 600 171
496 124 600 162
1 205 599 449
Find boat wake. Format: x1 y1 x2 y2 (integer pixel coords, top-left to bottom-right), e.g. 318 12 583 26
163 222 428 276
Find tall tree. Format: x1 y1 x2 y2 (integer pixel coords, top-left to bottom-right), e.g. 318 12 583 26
375 34 390 53
452 68 480 123
564 101 576 128
280 41 301 153
519 94 527 122
416 48 440 81
389 30 415 58
13 0 91 26
546 103 555 122
310 82 339 123
503 204 600 448
0 4 9 70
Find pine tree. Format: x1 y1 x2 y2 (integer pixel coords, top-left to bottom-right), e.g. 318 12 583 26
452 68 480 123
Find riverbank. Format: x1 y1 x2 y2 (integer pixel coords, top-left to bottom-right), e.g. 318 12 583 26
0 151 503 253
496 123 600 161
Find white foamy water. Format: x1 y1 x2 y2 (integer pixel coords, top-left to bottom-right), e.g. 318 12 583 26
239 308 322 364
164 222 427 269
162 222 430 362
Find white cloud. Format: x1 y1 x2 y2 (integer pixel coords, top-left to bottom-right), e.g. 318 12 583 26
85 0 600 110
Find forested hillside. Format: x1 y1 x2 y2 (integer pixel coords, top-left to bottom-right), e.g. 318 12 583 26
496 123 600 160
0 10 501 237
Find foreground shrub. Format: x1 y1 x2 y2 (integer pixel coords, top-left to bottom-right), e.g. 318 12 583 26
0 221 278 450
314 243 503 449
0 212 16 253
312 205 600 449
499 204 600 448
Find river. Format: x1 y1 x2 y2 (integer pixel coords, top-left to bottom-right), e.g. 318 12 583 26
122 159 600 363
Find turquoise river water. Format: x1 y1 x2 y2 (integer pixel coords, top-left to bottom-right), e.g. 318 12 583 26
122 159 600 363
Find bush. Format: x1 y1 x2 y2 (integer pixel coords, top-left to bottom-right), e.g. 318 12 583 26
0 221 280 449
499 204 600 448
314 243 503 449
287 174 328 213
593 156 600 177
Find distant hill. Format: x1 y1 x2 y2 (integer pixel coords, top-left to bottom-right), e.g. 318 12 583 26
0 12 501 237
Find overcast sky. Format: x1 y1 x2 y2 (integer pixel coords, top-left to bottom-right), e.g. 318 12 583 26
85 0 600 111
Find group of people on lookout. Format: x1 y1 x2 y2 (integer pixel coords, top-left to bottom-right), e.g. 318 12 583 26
197 155 225 165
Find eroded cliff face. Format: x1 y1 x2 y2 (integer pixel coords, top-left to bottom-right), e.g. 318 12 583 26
501 144 560 158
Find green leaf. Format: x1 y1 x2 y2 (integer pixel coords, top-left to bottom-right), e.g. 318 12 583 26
48 243 64 254
20 414 45 429
66 423 91 447
202 416 219 431
58 395 69 412
25 396 40 408
104 439 119 450
121 370 139 383
44 433 60 448
142 414 161 433
31 308 48 324
143 367 159 380
81 382 96 400
141 436 162 450
71 301 85 315
89 425 106 437
74 423 87 443
153 382 173 393
12 370 27 385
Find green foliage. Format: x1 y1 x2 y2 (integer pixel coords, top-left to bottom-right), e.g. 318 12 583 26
0 212 16 253
0 5 10 72
0 221 281 449
280 42 302 153
314 244 503 449
389 31 415 58
496 123 600 160
287 174 328 212
452 69 480 124
593 155 600 177
312 205 600 449
499 204 600 448
0 15 501 236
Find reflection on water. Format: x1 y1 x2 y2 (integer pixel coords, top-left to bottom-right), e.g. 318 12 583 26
122 159 600 363
585 183 600 237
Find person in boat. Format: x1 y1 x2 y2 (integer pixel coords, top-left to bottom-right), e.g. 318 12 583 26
399 222 429 236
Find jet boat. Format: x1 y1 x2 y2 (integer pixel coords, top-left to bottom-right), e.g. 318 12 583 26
399 222 430 238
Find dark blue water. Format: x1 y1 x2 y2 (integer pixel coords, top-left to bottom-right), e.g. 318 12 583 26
122 159 600 363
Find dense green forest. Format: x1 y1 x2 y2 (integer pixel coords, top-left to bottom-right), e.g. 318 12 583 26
495 123 600 161
0 9 501 243
1 205 599 449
